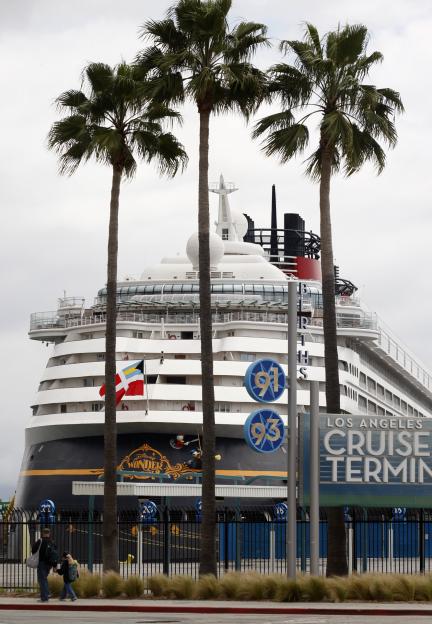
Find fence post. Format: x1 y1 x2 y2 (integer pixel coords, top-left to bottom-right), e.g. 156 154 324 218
419 509 425 574
163 507 170 576
235 509 241 571
87 496 94 573
300 508 306 573
352 510 357 573
362 508 368 573
224 508 229 573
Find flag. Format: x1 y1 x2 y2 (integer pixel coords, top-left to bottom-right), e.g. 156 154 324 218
99 360 144 405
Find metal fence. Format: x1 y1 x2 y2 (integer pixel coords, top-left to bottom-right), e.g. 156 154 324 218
1 507 431 589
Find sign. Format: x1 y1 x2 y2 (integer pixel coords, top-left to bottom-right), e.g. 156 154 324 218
39 499 56 525
118 443 200 480
244 409 285 453
301 413 432 507
244 359 286 403
274 502 288 521
139 500 158 524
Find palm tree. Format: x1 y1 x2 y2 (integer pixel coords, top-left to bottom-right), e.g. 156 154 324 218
48 61 187 572
138 0 268 576
253 23 403 576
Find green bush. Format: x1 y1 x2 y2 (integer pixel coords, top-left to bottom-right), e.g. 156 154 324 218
102 571 124 598
74 572 101 598
47 574 63 597
123 575 145 599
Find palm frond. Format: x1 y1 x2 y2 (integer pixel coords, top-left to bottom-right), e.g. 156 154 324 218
85 63 113 93
56 90 88 111
260 124 309 163
48 60 187 180
326 24 368 65
252 110 295 139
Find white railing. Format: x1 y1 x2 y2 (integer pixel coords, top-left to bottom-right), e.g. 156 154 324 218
376 320 432 391
30 309 378 331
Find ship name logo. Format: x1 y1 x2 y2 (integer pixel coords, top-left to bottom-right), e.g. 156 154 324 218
118 443 197 480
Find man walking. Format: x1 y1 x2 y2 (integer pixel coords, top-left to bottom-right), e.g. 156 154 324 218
31 527 58 602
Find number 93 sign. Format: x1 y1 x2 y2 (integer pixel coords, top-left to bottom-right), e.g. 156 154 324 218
243 409 285 453
244 359 286 403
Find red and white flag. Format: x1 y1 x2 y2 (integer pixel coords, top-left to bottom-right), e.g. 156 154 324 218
99 360 144 405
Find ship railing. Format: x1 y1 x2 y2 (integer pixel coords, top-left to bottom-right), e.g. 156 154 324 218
30 311 66 330
30 309 378 331
375 319 432 391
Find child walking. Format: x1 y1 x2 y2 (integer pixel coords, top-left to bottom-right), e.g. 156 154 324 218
57 552 79 601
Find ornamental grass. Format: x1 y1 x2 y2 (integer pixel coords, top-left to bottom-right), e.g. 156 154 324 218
74 571 101 598
47 574 63 597
40 571 432 602
101 571 124 598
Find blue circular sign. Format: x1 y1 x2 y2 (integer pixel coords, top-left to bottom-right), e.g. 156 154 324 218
139 500 158 524
244 359 286 403
39 499 56 525
274 502 288 521
392 507 407 519
243 409 285 453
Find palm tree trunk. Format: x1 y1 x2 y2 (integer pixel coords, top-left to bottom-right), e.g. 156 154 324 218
197 108 217 577
103 163 122 573
320 145 348 577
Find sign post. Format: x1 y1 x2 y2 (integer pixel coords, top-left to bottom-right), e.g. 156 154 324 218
309 380 320 576
287 280 297 578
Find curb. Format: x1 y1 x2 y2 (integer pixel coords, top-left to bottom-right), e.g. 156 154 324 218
1 604 432 615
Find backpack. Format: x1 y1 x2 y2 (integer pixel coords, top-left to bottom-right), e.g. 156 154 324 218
68 562 78 582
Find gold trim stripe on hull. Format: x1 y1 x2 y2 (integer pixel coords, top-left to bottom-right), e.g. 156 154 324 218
20 468 287 478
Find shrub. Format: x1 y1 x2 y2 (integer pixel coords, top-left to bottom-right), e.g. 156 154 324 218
275 578 302 602
261 574 289 601
194 575 220 600
413 575 432 601
299 576 329 602
391 575 415 602
146 574 170 598
74 571 101 598
218 572 244 600
123 575 145 599
102 571 124 598
326 577 347 602
345 574 374 601
47 574 63 597
166 575 195 600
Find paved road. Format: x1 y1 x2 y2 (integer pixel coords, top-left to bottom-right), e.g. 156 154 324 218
0 613 431 624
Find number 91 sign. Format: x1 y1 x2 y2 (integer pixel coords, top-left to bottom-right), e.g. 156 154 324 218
243 409 285 453
244 359 286 403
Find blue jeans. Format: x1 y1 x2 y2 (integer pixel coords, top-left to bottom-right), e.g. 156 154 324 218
37 562 51 601
60 582 77 600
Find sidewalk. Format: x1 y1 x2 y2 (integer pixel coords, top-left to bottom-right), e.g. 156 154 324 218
1 597 432 615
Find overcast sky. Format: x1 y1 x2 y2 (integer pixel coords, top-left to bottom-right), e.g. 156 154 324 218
0 0 431 501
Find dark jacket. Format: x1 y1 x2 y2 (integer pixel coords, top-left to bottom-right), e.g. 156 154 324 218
57 560 72 583
31 537 58 566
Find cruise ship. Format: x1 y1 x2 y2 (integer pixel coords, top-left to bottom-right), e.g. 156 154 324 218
15 177 432 509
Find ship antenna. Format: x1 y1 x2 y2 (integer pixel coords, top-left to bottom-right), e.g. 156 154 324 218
210 174 238 241
270 184 278 262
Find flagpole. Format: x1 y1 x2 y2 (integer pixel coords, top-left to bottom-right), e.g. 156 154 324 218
143 359 149 416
